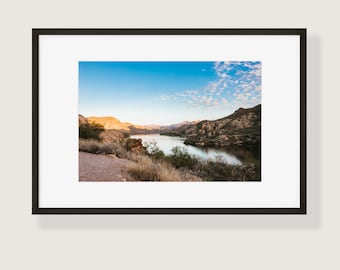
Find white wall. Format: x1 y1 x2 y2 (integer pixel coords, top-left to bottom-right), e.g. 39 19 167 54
0 0 337 269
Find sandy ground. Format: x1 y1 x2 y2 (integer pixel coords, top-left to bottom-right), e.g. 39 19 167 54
79 152 134 181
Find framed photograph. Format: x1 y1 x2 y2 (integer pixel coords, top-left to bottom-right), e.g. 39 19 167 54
32 28 306 214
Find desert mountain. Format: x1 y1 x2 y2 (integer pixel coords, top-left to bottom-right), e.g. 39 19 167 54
144 121 200 130
87 116 145 131
78 115 127 143
164 120 201 130
82 116 200 134
161 104 261 147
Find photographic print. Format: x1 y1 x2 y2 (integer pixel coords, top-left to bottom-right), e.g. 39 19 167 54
33 29 306 214
79 61 261 182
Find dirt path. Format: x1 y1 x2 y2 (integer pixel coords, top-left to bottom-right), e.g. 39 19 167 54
79 152 134 181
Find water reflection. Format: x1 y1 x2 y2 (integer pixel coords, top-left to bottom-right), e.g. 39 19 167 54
131 134 242 165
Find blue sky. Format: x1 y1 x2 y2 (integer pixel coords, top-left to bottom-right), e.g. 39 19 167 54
79 61 261 125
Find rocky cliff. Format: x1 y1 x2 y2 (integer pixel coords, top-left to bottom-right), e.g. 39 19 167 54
87 116 145 131
78 114 89 126
79 115 146 153
162 104 261 147
79 115 128 143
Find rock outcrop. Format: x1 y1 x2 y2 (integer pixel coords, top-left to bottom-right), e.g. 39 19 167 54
78 114 89 126
161 104 261 147
124 138 147 154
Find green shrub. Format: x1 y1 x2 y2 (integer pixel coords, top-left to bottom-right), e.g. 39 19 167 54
79 123 104 141
197 161 234 181
166 146 199 169
145 141 165 160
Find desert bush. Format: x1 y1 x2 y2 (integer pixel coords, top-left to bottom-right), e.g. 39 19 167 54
196 160 234 181
231 163 256 181
129 143 257 181
127 154 181 181
79 139 127 158
144 140 165 160
166 146 200 169
79 123 104 141
195 160 260 181
143 144 234 180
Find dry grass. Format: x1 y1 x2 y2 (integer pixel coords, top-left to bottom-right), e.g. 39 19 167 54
127 153 182 181
79 140 201 182
79 139 127 158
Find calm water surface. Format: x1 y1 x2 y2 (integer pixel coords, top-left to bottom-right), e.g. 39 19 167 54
130 134 242 165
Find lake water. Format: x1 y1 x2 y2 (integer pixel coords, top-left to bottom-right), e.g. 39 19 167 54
130 134 242 165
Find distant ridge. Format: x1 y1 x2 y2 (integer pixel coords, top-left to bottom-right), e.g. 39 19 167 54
80 116 200 134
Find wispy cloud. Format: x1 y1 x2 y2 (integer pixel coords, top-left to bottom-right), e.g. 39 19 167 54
159 61 261 109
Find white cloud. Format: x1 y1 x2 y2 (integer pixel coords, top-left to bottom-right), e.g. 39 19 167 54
159 61 261 109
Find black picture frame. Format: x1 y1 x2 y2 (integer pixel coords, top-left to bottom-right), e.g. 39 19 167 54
32 28 306 214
